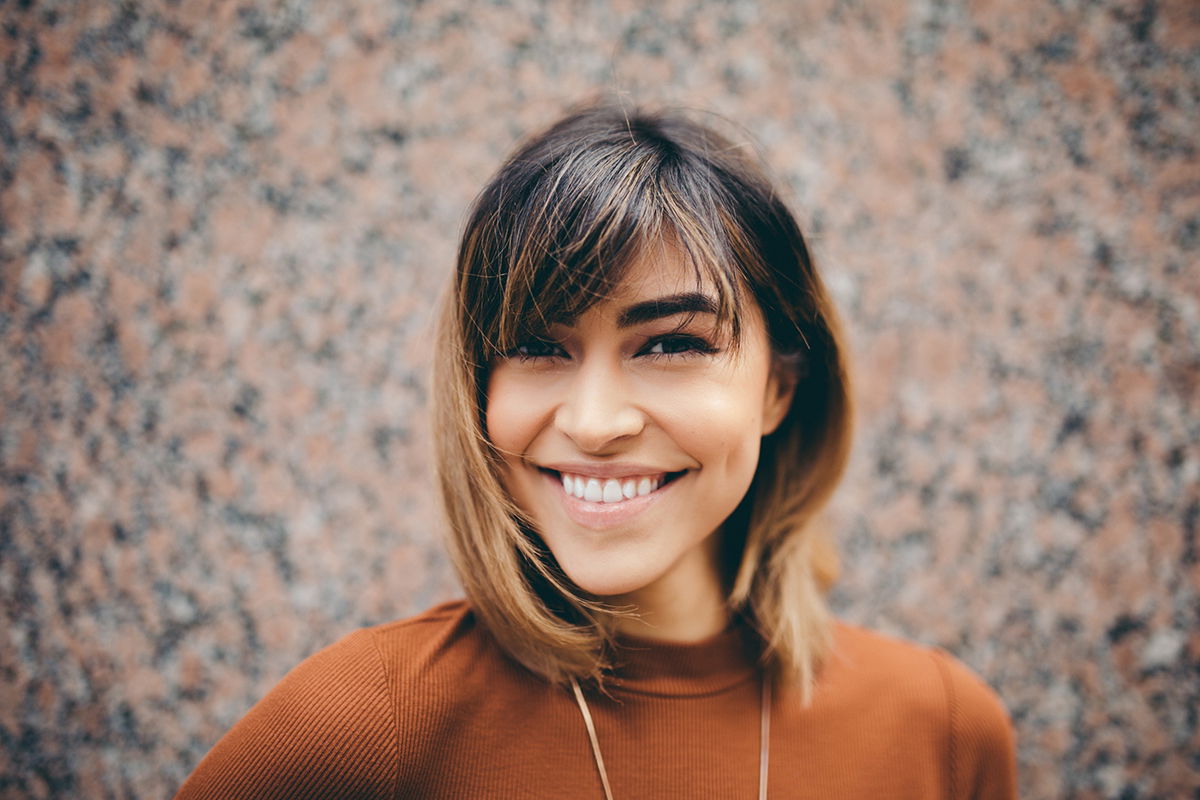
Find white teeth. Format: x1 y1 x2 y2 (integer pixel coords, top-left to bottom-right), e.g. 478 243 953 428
557 472 672 503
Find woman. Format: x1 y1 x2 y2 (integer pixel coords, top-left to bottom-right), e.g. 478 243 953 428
175 104 1017 798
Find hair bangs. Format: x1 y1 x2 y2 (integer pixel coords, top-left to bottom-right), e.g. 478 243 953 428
484 142 750 357
493 179 659 352
651 161 747 348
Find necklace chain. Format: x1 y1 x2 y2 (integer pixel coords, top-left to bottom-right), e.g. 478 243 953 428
569 675 772 800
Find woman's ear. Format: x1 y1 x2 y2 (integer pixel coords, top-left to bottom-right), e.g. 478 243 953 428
761 356 801 436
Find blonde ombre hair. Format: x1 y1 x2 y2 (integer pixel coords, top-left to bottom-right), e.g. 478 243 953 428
433 103 853 702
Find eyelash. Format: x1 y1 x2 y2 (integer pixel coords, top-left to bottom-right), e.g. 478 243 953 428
507 334 719 362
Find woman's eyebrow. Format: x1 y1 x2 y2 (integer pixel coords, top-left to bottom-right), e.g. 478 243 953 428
616 292 719 328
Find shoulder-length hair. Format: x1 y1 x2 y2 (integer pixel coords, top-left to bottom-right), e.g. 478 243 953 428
433 102 853 702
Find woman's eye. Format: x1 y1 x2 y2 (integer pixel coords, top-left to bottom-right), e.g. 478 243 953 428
643 335 718 357
509 339 566 360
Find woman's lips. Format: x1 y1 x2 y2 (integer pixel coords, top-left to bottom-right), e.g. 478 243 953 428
542 469 685 530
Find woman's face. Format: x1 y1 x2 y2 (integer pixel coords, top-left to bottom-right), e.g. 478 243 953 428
485 246 794 609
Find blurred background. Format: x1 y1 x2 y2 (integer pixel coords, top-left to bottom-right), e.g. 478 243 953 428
1 0 1196 796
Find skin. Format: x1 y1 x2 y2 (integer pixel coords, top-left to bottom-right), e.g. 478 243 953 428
486 247 794 642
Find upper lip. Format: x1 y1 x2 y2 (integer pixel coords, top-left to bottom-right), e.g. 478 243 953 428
537 461 683 479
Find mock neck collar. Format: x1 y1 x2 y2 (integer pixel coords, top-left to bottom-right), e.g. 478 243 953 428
604 622 762 697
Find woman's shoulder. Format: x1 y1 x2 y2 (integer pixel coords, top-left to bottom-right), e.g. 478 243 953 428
173 600 492 799
361 598 509 683
246 599 486 700
827 621 1009 717
819 621 1018 797
363 597 480 651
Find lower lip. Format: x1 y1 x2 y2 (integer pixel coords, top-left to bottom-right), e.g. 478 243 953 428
546 471 683 531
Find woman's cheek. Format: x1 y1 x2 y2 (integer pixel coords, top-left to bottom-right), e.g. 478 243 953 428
653 389 761 444
485 369 537 454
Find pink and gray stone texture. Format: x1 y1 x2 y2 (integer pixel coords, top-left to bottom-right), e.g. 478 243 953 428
1 1 1196 797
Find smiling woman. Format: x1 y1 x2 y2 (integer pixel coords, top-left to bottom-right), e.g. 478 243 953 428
174 104 1018 799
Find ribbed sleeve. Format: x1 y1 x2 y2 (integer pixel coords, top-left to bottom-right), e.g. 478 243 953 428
173 629 399 800
932 649 1019 800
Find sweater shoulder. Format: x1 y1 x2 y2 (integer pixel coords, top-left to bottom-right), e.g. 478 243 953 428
825 622 1017 798
927 645 1019 798
826 621 1014 730
175 601 488 799
174 626 399 799
364 598 477 649
361 598 495 686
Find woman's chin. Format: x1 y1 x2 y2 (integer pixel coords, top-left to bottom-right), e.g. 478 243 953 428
560 563 659 601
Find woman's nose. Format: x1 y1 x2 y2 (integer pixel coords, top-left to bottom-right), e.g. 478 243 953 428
553 358 644 453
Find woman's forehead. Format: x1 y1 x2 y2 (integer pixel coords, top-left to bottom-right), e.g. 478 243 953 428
604 244 715 303
537 248 726 330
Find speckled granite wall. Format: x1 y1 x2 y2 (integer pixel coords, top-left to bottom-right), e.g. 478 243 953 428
1 1 1196 797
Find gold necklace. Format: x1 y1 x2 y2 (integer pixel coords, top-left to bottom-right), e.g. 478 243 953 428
569 675 772 800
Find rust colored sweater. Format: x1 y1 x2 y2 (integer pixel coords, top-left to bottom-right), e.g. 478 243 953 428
174 601 1017 799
